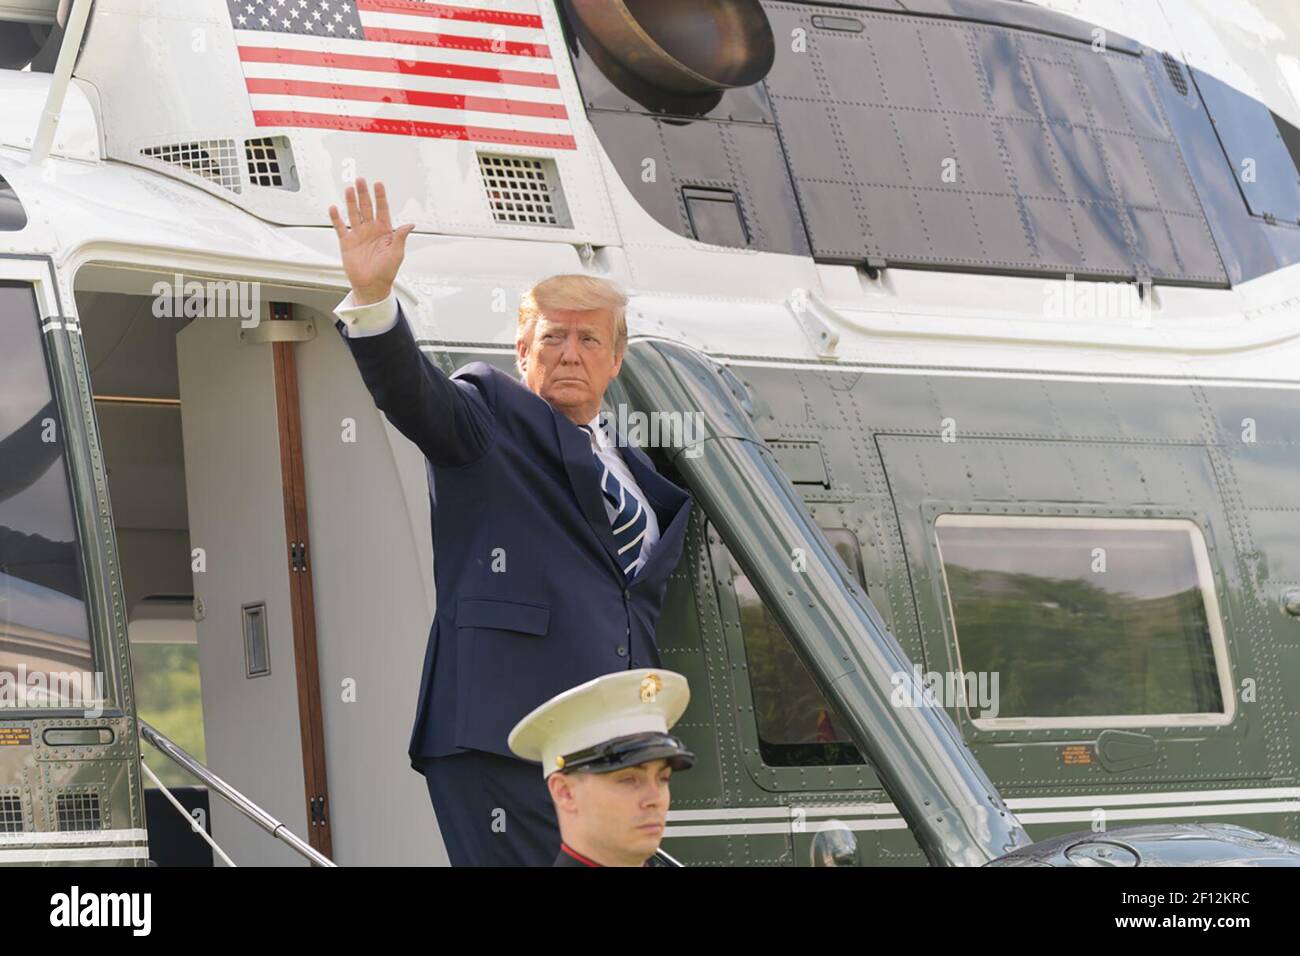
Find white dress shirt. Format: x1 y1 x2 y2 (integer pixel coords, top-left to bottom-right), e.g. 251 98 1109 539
333 291 662 570
334 290 400 337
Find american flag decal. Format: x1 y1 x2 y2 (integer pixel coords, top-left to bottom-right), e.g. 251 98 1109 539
224 0 575 150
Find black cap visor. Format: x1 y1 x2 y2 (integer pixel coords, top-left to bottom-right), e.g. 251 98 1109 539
561 732 695 774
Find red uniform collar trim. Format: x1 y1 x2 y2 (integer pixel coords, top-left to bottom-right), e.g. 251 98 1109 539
559 842 603 867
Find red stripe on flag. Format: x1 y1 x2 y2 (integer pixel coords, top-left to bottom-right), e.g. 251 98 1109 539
363 26 548 58
252 110 577 150
237 45 560 88
246 77 568 119
356 0 544 30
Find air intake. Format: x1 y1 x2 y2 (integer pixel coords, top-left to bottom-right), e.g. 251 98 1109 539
141 139 242 193
1161 51 1189 97
245 135 299 191
477 154 570 227
0 793 22 832
55 790 102 831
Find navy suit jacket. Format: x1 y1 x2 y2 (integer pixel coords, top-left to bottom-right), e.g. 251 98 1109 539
335 303 693 764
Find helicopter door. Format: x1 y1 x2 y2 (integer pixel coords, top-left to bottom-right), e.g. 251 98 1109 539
0 271 146 851
174 304 331 862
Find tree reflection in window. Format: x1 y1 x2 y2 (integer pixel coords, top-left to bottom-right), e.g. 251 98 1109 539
726 527 866 767
935 516 1224 721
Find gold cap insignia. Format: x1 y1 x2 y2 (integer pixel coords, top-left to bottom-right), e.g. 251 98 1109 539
555 755 566 769
639 673 662 704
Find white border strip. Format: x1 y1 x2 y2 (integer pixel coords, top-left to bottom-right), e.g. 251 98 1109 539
803 803 901 818
1005 787 1300 810
0 828 148 847
665 788 1300 832
1017 801 1300 825
662 822 795 838
424 340 1300 392
0 846 149 863
666 807 793 822
664 819 910 838
708 353 1300 391
665 802 1300 838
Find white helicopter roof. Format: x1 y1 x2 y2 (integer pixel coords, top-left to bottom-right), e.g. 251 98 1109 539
0 0 1298 388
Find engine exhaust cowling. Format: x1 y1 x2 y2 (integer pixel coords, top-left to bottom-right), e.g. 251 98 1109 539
569 0 775 95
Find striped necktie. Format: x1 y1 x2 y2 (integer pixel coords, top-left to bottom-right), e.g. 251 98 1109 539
581 422 648 579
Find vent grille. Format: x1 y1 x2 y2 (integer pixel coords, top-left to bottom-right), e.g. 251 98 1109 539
0 794 22 833
245 136 298 190
1161 51 1189 96
56 791 102 831
477 153 568 226
141 139 242 193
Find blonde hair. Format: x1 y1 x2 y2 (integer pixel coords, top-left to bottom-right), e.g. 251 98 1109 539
516 274 627 376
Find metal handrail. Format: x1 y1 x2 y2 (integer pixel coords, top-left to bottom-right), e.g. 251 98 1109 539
139 759 237 867
139 720 336 868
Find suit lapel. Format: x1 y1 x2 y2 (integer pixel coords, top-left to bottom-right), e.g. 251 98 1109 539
552 409 624 575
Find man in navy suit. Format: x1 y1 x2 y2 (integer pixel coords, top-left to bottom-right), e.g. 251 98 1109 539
327 179 693 866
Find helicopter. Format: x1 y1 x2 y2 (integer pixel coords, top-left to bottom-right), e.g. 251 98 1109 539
2 0 1300 867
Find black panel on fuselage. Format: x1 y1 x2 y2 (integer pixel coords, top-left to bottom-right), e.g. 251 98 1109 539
563 0 1300 287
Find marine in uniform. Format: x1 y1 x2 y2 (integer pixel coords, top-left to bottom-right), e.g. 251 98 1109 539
508 669 694 867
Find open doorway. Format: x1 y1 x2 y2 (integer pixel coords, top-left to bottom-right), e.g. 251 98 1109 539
70 263 452 866
75 288 202 783
72 266 334 866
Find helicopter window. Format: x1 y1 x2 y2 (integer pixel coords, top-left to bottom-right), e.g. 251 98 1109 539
0 174 26 231
727 527 867 767
682 186 750 247
0 282 96 709
934 515 1229 727
1192 67 1300 225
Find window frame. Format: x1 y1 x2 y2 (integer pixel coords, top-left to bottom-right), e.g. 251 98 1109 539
933 512 1235 732
0 256 129 717
705 517 884 793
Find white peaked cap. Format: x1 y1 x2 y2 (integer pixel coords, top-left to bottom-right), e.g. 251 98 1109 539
508 669 692 778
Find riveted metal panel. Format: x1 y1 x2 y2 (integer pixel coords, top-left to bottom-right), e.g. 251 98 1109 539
762 3 1227 283
874 438 1267 830
588 111 812 257
724 361 1299 848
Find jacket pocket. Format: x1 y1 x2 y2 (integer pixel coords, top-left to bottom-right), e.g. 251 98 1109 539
456 597 550 636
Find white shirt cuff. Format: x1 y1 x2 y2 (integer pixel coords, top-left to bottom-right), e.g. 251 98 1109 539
334 291 399 338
